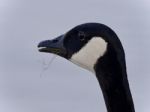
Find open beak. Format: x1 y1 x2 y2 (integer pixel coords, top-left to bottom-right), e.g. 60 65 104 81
38 35 67 57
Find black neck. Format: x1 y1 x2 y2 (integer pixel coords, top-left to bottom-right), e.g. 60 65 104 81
94 44 135 112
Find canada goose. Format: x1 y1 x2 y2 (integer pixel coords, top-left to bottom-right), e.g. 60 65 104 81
38 23 135 112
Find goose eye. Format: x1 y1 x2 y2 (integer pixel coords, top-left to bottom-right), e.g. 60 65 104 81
78 31 86 41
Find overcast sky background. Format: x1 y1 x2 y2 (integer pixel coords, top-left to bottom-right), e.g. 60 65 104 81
0 0 150 112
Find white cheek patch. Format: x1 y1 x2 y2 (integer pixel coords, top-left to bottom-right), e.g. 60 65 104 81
70 37 107 72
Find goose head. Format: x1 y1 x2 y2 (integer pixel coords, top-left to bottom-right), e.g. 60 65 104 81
38 23 124 73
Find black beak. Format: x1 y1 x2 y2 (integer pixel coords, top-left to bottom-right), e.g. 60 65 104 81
38 35 67 57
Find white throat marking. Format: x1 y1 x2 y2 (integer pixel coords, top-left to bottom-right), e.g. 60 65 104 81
70 37 107 72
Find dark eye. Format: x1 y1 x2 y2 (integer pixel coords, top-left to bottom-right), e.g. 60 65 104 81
78 31 86 41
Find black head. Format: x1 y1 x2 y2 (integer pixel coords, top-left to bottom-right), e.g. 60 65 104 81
38 23 125 72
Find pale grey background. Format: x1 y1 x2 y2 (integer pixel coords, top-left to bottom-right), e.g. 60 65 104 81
0 0 150 112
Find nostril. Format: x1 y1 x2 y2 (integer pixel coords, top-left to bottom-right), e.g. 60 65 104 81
52 39 59 43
